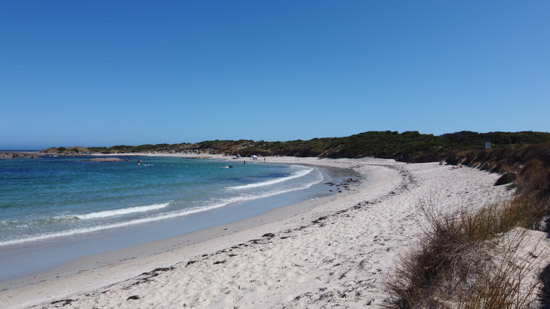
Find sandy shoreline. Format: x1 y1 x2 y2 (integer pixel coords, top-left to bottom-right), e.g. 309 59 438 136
0 156 515 308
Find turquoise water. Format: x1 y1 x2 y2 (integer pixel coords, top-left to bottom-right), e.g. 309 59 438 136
0 156 324 247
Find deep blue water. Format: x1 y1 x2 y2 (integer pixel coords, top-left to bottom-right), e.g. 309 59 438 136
0 156 323 247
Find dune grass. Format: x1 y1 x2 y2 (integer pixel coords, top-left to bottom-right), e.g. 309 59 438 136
386 198 546 308
386 144 550 308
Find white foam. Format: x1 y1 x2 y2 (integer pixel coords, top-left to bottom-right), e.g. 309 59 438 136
0 170 324 247
228 167 314 190
74 203 171 220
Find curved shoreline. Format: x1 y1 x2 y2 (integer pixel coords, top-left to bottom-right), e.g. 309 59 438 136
0 156 511 308
0 156 361 305
0 158 344 281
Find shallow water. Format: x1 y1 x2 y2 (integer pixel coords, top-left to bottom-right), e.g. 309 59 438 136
0 156 323 246
0 156 345 281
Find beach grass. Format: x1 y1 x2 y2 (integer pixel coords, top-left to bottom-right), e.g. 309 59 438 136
386 144 550 308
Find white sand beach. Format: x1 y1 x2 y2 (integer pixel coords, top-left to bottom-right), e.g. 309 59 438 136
1 156 539 308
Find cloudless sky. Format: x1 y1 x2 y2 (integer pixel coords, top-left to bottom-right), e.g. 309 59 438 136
1 1 549 149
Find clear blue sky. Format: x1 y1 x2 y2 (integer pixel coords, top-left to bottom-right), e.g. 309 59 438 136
1 1 549 149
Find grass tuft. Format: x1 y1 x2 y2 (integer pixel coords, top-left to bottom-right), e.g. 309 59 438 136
385 198 547 308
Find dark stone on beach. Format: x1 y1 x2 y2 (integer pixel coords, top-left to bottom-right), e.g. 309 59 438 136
342 178 358 184
141 266 174 277
495 173 517 186
186 260 197 266
127 295 140 300
51 299 76 306
312 216 327 224
445 153 460 165
262 233 275 238
213 260 226 265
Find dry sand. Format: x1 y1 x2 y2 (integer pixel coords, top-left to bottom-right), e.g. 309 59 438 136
1 156 545 308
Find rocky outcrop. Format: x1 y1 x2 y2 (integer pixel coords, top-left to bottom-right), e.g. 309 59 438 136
41 146 92 155
0 152 41 159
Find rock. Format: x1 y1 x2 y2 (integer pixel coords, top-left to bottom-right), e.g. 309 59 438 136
445 153 460 165
495 172 517 186
41 146 91 155
0 152 40 159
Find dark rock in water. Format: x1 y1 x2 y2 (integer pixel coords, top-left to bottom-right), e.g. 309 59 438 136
0 152 40 159
262 233 275 238
0 153 14 159
495 173 517 186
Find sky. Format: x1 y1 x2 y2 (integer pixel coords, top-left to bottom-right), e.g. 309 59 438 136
1 1 549 149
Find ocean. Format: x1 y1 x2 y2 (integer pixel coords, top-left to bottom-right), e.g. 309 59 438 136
0 155 343 281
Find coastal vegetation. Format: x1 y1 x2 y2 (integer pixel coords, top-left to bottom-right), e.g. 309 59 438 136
41 146 91 155
63 130 550 163
386 142 550 308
